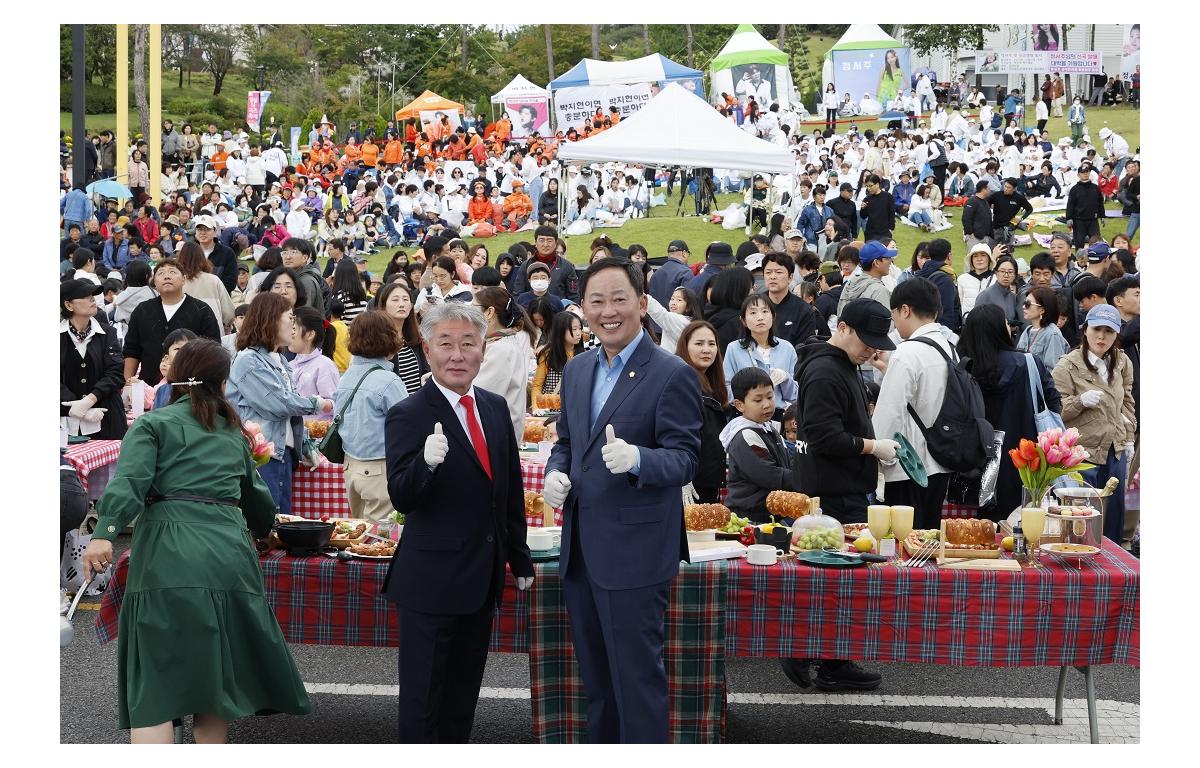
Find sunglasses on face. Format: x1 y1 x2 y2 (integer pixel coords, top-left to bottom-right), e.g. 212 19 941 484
1023 300 1038 309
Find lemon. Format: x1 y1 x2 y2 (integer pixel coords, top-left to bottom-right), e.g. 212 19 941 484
854 536 873 553
1002 536 1015 552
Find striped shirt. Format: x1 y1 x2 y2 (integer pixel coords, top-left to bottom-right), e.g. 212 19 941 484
336 291 369 325
393 345 423 395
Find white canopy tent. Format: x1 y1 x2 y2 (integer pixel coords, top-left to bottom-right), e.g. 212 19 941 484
556 83 794 174
490 74 550 103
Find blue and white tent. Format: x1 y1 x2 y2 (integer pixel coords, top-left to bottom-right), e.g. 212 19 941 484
549 53 702 90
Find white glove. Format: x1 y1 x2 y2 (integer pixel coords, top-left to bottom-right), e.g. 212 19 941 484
516 576 534 591
682 482 699 506
602 424 639 475
1079 389 1103 408
870 438 899 462
543 470 572 509
62 396 96 419
80 408 107 425
769 368 788 387
423 422 449 469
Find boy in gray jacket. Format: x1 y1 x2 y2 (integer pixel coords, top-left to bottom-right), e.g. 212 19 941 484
718 367 797 524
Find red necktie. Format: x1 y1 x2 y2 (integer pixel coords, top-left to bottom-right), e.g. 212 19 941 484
459 395 492 481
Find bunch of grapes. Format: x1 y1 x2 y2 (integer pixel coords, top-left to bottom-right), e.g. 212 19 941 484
795 527 843 550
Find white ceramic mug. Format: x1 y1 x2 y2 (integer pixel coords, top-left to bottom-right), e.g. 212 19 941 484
527 528 555 551
746 544 785 566
541 526 562 548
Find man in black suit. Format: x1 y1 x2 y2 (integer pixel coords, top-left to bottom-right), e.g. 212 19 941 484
383 302 534 743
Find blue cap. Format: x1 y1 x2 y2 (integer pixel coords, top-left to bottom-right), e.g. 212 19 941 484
1087 242 1112 261
1085 303 1122 332
859 240 898 266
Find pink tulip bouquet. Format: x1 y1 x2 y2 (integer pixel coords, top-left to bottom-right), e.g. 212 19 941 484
242 421 275 468
1008 427 1096 505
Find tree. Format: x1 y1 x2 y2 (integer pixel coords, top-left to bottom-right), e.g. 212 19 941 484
195 25 239 96
643 25 651 56
544 25 554 83
899 24 999 59
133 25 149 139
591 25 600 59
686 24 694 68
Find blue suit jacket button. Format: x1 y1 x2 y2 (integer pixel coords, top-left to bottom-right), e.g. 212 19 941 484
583 465 589 472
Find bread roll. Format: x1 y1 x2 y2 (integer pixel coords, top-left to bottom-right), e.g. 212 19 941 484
946 518 996 547
684 503 731 531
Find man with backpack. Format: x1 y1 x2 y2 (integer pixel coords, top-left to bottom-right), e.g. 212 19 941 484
873 278 994 530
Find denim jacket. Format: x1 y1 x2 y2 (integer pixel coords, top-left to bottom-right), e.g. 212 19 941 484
332 356 409 460
722 339 799 406
226 346 321 462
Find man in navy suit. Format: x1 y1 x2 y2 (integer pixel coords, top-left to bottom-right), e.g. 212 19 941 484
543 258 702 743
383 302 534 743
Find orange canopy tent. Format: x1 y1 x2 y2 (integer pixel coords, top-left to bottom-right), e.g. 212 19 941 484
395 91 465 121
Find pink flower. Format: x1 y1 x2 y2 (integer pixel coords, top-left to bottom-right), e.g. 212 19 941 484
1063 445 1088 468
252 434 269 453
261 441 275 457
244 421 261 435
1039 428 1062 453
1044 443 1066 465
1060 428 1080 449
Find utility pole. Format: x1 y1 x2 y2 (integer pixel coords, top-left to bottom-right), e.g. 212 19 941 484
71 25 86 190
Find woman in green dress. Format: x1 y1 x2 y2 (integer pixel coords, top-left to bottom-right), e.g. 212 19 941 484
876 49 905 106
83 339 312 743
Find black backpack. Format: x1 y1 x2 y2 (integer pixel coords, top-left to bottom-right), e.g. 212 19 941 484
903 336 995 473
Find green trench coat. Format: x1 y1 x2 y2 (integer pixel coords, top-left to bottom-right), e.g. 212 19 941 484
93 397 312 729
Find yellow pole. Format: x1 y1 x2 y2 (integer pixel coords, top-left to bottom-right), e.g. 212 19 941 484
115 25 129 184
148 23 162 207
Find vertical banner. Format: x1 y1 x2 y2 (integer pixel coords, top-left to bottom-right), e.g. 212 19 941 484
289 126 302 164
246 90 271 133
504 97 550 139
553 84 653 131
1121 24 1141 80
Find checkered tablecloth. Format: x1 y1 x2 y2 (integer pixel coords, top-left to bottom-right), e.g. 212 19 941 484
521 455 563 527
528 559 728 743
291 458 353 519
97 549 527 653
724 544 1139 667
63 439 122 497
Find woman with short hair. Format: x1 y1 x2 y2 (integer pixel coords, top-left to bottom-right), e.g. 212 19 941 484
177 242 235 330
1016 286 1070 372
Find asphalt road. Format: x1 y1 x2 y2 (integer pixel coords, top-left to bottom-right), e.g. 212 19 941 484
61 536 1139 744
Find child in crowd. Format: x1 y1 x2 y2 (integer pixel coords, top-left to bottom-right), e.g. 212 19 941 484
718 367 799 524
327 299 352 374
289 306 341 414
150 328 199 409
222 304 250 357
780 403 799 458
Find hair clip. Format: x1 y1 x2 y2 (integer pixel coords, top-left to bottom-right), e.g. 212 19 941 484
171 377 203 387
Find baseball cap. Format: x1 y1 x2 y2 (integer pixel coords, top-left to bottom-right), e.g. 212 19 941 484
817 261 840 276
1085 303 1122 332
858 240 897 265
1087 242 1112 261
193 214 217 230
784 228 805 240
526 260 551 278
705 242 735 265
236 263 250 273
743 253 765 272
1058 137 1072 146
667 239 690 254
839 299 896 350
61 279 104 302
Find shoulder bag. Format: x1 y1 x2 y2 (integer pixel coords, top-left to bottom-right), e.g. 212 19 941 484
1025 353 1065 432
318 366 385 464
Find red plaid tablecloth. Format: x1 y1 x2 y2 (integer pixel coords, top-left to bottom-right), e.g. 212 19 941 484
529 559 727 743
521 455 563 527
97 549 527 653
725 544 1139 667
63 439 122 496
291 458 353 519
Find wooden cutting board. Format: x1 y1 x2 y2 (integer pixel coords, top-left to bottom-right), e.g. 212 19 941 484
936 557 1022 571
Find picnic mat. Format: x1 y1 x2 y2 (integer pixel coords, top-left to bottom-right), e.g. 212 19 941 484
528 559 728 743
724 544 1139 667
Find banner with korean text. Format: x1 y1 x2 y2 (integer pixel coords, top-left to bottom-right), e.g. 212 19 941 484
553 84 653 131
975 50 1102 75
246 91 271 133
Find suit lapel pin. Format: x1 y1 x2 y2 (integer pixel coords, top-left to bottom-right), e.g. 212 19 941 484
628 371 636 378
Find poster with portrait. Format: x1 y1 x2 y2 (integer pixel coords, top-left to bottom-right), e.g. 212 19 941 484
831 47 912 105
730 63 776 106
660 76 705 99
504 97 550 139
976 51 1002 73
418 110 461 134
1121 24 1141 80
1029 24 1062 51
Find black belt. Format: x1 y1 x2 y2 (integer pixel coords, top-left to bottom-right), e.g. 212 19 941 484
146 493 239 507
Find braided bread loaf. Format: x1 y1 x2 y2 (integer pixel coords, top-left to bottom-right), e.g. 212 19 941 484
684 503 731 531
765 491 813 519
945 518 997 547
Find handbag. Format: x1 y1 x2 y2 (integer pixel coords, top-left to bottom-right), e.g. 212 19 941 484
61 529 112 596
1025 353 1065 432
318 367 385 464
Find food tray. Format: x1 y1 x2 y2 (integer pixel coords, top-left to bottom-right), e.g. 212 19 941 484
326 519 372 549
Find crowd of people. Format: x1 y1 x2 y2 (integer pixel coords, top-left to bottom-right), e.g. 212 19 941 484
62 86 1139 744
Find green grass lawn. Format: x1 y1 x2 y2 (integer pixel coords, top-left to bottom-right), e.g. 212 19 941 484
360 105 1139 275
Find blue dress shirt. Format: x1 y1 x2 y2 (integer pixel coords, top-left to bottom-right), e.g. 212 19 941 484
590 327 645 474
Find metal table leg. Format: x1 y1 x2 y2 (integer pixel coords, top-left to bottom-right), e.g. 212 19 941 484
1054 665 1069 724
1084 665 1099 744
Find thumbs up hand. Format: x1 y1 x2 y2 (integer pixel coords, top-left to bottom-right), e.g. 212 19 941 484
424 422 449 469
601 424 639 475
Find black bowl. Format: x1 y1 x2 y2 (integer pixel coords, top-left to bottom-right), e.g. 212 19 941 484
275 521 335 551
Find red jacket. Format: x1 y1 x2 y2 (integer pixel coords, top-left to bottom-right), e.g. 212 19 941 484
134 217 160 245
